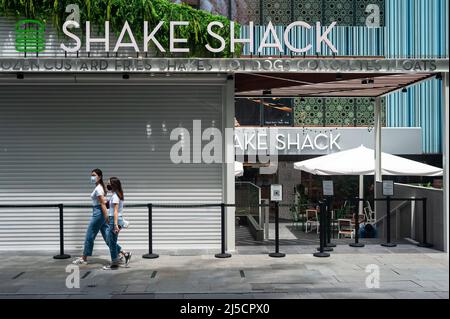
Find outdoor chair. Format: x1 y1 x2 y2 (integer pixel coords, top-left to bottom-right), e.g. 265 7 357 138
305 209 319 233
337 219 354 239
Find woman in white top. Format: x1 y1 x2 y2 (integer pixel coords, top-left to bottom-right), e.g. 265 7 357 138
73 169 129 265
103 177 131 270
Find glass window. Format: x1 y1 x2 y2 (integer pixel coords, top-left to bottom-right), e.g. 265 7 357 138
263 98 293 126
235 98 262 126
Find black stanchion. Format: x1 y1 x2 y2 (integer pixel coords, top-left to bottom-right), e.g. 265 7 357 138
417 198 433 248
143 203 159 259
350 197 365 248
215 203 232 258
317 198 333 252
381 196 396 247
325 196 336 248
269 201 285 258
314 201 330 258
53 204 71 259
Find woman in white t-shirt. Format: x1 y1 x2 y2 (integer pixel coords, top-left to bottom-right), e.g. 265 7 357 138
103 177 131 270
73 169 128 265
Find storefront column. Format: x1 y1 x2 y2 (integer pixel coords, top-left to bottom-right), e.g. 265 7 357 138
223 74 236 252
443 72 449 253
374 97 382 219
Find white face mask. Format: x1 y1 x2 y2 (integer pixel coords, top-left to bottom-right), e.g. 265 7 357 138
90 175 97 184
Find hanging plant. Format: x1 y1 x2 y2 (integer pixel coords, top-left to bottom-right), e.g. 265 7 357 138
0 0 242 58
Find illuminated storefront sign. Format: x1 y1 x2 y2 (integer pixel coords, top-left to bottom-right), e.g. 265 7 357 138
61 20 338 54
234 127 422 155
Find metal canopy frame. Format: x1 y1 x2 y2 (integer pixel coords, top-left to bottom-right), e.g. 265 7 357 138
235 72 437 98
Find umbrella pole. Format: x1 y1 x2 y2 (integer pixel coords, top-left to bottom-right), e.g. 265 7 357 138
359 175 364 217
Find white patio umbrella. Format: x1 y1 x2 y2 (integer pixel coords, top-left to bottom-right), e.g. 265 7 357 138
294 145 443 215
234 161 244 177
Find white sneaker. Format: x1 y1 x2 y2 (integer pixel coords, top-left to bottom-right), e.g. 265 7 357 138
72 257 87 265
102 264 119 270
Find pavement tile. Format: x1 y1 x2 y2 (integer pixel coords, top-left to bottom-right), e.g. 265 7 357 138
0 247 447 299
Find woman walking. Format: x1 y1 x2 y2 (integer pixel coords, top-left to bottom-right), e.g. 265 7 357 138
103 177 132 270
73 169 130 266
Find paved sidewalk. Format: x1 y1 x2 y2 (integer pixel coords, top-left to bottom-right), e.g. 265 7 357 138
0 245 448 299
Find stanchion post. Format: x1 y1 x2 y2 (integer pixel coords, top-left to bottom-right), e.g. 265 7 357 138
269 201 285 258
318 197 333 252
53 204 71 259
325 196 336 248
381 196 396 247
350 197 364 248
417 198 433 248
314 200 330 258
215 203 232 258
143 203 159 259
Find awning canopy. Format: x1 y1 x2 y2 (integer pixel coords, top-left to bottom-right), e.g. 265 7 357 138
293 145 443 176
236 73 435 97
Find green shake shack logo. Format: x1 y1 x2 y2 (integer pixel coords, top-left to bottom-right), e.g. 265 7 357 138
15 19 46 53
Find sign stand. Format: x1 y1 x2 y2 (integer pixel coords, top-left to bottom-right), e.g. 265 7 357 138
269 185 285 258
317 181 334 252
381 181 397 248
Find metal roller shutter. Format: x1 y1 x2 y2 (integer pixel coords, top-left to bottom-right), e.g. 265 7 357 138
0 77 225 251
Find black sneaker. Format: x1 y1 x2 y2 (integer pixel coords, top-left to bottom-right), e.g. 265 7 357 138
124 252 132 267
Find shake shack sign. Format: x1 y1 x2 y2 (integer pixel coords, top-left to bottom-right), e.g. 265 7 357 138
59 20 339 55
12 17 338 55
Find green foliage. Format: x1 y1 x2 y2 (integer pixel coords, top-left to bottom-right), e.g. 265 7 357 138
0 0 241 57
289 184 308 221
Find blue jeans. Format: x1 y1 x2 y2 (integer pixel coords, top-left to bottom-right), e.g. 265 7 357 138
83 206 122 257
107 218 124 263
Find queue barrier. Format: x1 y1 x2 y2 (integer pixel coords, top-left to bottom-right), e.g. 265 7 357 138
0 204 70 259
343 197 432 249
0 198 432 260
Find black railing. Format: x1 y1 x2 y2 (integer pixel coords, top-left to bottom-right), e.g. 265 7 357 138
342 197 431 248
0 197 433 261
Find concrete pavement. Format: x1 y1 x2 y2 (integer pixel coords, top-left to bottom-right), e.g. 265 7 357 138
0 244 447 299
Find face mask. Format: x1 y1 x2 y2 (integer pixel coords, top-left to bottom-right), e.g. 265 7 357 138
90 176 97 184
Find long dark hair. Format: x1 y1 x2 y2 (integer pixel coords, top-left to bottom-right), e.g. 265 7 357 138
109 177 124 200
91 168 107 195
